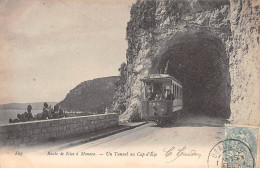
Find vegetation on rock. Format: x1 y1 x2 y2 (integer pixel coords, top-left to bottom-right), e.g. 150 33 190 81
111 62 127 114
59 76 119 113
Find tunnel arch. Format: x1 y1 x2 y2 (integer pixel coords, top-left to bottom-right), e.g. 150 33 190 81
152 31 231 118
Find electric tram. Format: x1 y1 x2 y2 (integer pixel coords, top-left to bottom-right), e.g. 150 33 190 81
140 74 183 125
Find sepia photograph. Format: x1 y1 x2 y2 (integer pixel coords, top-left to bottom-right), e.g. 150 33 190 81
0 0 259 168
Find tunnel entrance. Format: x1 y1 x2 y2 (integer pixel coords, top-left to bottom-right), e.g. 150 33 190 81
154 33 231 119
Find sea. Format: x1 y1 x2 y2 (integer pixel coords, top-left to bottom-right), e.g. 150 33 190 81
0 110 42 125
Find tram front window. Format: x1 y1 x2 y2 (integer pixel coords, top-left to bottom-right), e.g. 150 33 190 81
145 82 174 101
153 82 163 100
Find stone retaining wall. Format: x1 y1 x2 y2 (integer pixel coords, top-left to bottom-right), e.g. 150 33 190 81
0 113 119 146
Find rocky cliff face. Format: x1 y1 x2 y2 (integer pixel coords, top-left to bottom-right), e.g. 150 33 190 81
120 0 259 125
59 76 119 113
229 0 260 125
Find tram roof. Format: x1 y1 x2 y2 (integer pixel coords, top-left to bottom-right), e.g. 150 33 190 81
141 74 182 86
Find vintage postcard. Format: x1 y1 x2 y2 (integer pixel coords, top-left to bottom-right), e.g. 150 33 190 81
0 0 259 168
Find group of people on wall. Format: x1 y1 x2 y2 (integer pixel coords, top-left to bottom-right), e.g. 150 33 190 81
9 102 65 123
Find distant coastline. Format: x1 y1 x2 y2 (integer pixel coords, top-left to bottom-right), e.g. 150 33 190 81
0 110 43 124
0 102 57 110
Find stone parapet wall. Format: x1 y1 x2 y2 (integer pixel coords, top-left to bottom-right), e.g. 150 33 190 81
0 113 119 146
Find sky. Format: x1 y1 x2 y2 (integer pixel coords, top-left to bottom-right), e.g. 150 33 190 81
0 0 134 104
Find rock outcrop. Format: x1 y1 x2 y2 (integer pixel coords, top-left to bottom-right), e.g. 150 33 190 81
229 0 260 125
59 76 119 113
119 0 260 125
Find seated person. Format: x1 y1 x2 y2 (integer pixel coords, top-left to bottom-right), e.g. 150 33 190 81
17 113 26 122
42 102 49 120
52 104 65 118
147 91 155 100
10 118 20 123
147 87 155 100
52 104 60 119
48 105 53 118
155 93 163 100
24 105 34 121
36 113 43 120
164 89 174 100
59 108 65 118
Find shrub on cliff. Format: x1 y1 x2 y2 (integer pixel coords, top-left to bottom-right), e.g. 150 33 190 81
112 62 127 114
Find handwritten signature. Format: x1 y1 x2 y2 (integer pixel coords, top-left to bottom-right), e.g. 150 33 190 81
163 146 201 163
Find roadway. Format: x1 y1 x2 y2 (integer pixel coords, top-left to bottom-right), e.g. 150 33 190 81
2 114 227 167
54 114 226 167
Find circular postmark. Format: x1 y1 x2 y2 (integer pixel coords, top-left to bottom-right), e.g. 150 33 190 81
207 139 255 168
